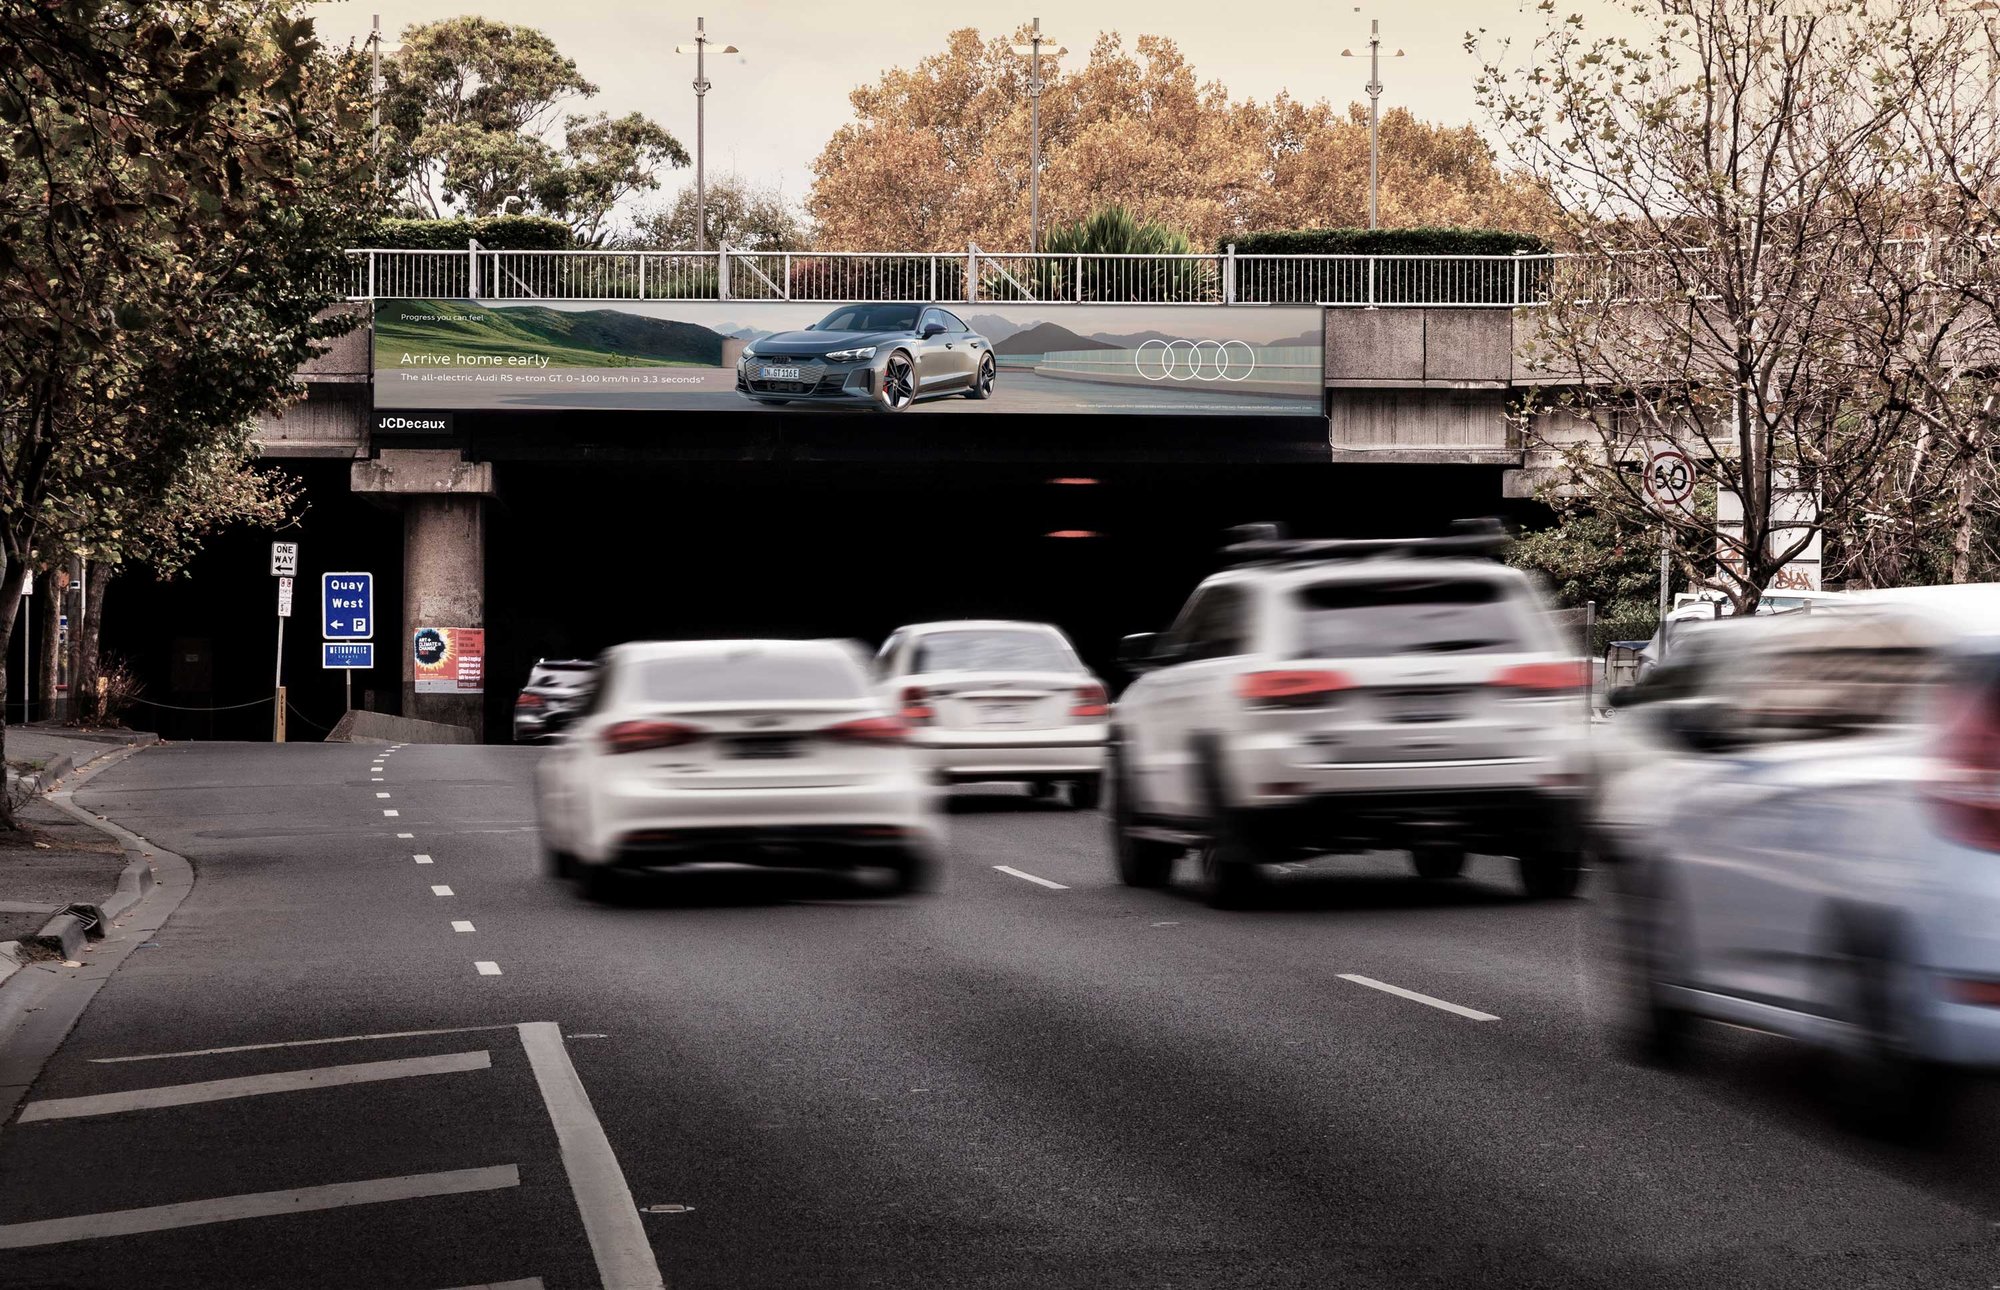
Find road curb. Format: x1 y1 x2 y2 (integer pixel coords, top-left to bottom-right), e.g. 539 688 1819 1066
0 744 191 1129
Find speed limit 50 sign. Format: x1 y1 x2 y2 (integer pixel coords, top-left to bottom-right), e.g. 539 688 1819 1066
1644 449 1695 510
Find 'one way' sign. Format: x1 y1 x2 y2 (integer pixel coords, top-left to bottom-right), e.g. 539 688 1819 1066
322 572 373 640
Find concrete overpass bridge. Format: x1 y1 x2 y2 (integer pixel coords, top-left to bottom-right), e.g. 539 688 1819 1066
223 247 1570 740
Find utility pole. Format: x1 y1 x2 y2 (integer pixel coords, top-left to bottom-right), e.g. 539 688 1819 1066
1012 21 1064 252
369 14 382 190
1342 19 1404 230
677 19 740 253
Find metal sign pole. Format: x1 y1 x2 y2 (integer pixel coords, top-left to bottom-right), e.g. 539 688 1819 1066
1658 525 1670 621
274 610 286 744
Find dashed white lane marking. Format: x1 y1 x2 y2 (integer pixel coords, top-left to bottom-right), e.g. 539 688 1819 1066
475 961 502 976
414 854 433 864
397 832 415 839
1337 973 1499 1022
376 793 391 799
431 885 454 897
993 864 1068 890
384 809 400 817
452 920 475 933
372 778 384 782
0 1166 519 1249
517 1021 665 1290
91 1025 521 1064
19 1051 491 1123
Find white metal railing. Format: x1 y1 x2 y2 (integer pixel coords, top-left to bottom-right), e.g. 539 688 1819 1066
344 243 1554 308
341 239 1997 308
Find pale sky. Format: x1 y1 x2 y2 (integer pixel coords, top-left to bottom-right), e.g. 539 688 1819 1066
308 0 1637 224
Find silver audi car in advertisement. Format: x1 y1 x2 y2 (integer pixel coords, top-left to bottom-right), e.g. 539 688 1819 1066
735 303 996 411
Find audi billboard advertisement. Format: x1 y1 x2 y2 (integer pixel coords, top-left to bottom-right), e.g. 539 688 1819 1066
372 299 1323 417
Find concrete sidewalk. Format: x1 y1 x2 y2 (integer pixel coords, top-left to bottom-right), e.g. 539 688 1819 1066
0 730 158 980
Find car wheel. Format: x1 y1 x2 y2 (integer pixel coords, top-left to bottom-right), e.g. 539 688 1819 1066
963 355 996 400
1411 842 1466 881
1622 865 1697 1067
887 849 936 895
1068 775 1102 811
542 840 575 880
1196 747 1263 909
1109 742 1177 888
577 861 623 903
876 351 916 411
1823 925 1953 1138
1517 821 1587 899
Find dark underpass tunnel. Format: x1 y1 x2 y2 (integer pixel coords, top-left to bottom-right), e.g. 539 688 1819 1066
103 460 1541 742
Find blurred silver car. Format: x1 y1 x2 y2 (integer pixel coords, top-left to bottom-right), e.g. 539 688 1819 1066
875 621 1109 808
512 658 597 743
1599 585 2000 1130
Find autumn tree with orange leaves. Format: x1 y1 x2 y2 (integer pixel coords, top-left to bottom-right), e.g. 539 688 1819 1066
808 28 1551 250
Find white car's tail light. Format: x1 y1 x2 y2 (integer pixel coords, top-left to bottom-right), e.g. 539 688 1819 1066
824 716 908 744
602 720 706 754
1490 662 1591 693
1238 670 1355 708
1071 683 1111 719
900 685 936 725
516 692 545 709
1928 684 2000 850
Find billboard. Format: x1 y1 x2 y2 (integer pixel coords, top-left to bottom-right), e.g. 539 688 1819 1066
372 298 1323 417
413 627 485 694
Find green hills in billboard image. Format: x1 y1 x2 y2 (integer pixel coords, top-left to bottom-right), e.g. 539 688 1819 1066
374 299 722 369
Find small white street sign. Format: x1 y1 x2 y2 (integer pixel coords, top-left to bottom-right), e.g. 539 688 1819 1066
277 576 294 618
271 541 299 577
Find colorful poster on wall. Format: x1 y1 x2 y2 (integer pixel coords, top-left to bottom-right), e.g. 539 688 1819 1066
371 298 1324 417
413 627 486 694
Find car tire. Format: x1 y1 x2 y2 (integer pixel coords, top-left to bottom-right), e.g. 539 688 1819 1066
875 351 916 411
577 861 623 903
963 355 996 400
1109 742 1177 888
1517 820 1587 899
543 840 575 880
1411 842 1466 881
1823 923 1953 1139
888 849 936 895
1196 746 1264 910
1029 781 1059 801
1068 775 1102 811
1621 864 1697 1067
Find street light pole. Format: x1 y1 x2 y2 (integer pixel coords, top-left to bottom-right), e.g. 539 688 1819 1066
1012 21 1064 252
369 14 381 189
1341 20 1405 230
677 19 740 254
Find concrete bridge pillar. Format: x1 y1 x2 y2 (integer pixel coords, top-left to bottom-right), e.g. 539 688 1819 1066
351 449 496 740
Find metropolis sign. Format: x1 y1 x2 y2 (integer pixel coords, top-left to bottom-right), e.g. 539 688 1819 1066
371 298 1325 418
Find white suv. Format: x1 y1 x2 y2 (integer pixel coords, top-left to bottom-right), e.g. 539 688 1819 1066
1109 525 1589 906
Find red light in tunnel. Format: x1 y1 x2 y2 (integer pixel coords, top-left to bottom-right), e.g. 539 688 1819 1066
1046 530 1100 539
1048 477 1100 486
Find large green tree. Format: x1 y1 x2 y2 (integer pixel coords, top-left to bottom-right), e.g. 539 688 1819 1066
382 17 687 243
0 1 371 803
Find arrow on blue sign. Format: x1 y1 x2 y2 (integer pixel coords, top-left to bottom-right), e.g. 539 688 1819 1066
324 642 375 669
322 572 373 641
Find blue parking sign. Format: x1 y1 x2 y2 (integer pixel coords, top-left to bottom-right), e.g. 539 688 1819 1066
323 572 373 640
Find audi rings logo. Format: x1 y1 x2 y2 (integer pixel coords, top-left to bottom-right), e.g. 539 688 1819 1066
1135 338 1257 382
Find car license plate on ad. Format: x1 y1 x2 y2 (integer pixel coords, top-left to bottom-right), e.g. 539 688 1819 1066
981 703 1029 725
762 365 802 380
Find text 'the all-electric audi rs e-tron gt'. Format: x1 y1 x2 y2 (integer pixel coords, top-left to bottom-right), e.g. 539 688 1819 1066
736 303 996 411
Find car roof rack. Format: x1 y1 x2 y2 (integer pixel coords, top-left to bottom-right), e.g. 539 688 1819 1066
1219 518 1512 567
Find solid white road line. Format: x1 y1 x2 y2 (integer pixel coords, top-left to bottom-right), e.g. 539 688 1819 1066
91 1025 522 1064
993 864 1068 890
19 1051 491 1123
415 854 434 864
431 885 454 897
517 1021 665 1290
475 961 502 976
1337 974 1499 1022
452 920 475 933
0 1165 519 1249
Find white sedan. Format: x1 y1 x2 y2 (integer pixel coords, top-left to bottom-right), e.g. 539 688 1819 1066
535 639 942 899
875 620 1110 808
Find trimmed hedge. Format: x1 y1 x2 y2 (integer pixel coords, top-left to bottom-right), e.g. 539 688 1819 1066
371 216 573 250
1230 227 1549 256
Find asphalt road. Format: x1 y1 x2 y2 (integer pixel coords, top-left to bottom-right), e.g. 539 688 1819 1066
3 742 1999 1288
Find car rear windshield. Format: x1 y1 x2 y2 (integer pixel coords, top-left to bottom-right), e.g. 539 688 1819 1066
634 651 866 703
814 304 919 332
528 665 593 688
912 631 1076 674
1295 579 1541 658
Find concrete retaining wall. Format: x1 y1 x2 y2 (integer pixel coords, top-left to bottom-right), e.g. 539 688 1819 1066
326 710 477 745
